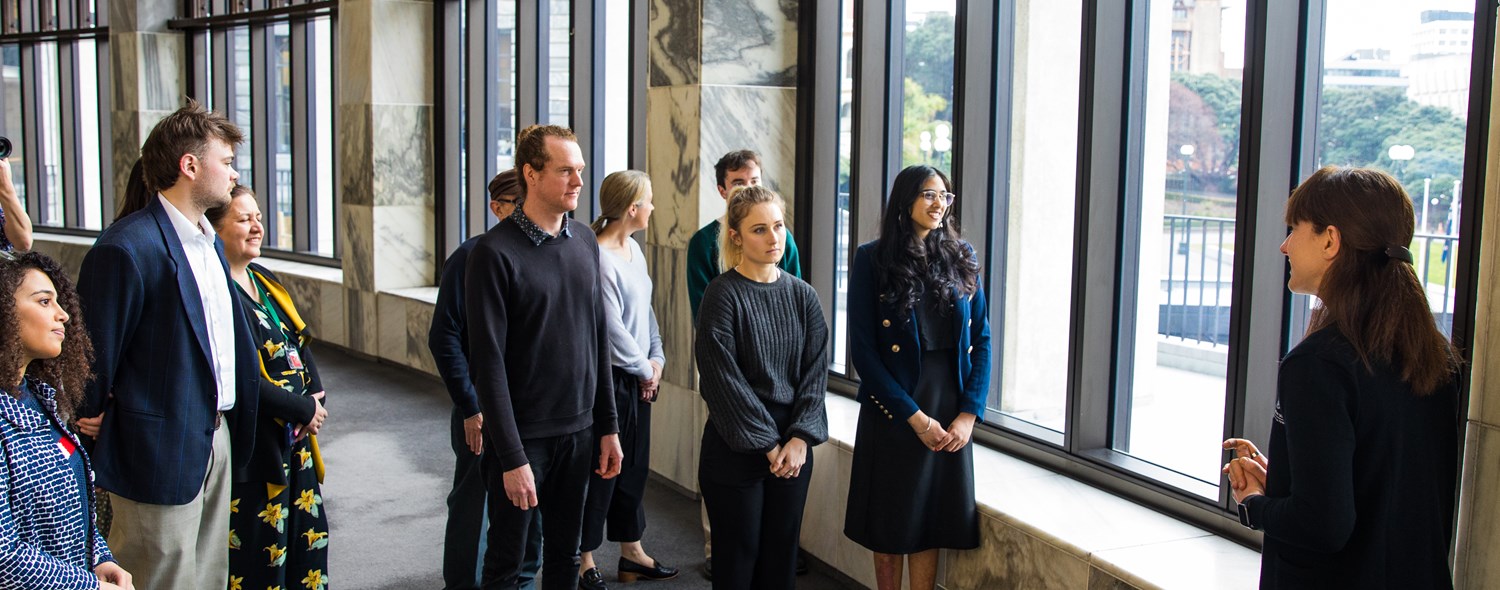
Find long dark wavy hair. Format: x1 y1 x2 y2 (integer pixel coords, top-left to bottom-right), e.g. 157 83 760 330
874 165 980 316
1286 166 1459 395
0 251 94 413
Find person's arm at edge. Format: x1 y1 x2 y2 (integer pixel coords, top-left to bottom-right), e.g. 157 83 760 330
959 246 992 420
788 283 829 446
686 226 715 323
592 256 620 440
429 245 482 418
76 244 144 423
0 159 32 251
1241 352 1358 551
846 244 920 419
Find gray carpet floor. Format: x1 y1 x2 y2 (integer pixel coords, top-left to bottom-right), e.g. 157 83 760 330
315 346 859 589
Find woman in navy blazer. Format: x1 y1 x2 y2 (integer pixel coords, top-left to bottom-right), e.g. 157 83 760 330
843 165 991 590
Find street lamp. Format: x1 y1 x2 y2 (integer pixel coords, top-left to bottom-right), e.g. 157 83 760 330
1179 144 1195 215
933 121 952 170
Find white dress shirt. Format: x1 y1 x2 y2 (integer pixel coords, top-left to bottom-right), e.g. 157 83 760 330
159 194 238 412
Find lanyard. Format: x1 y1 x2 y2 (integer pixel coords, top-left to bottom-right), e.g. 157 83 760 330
252 274 291 343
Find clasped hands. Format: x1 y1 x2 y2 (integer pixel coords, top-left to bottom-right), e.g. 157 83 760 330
909 411 976 452
765 437 808 479
638 360 663 402
1222 438 1269 503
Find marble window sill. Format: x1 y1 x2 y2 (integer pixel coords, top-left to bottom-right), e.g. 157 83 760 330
824 395 1263 590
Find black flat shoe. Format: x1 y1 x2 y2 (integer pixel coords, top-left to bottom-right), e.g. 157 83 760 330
700 557 712 581
579 567 608 590
618 556 679 582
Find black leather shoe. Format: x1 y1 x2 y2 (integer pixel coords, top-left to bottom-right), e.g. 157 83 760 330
796 549 809 575
700 558 712 581
619 556 679 582
579 567 608 590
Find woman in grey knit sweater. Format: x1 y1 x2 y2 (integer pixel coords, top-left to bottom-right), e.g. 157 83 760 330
694 186 828 590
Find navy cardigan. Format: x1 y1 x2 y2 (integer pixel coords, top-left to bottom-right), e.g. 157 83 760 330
847 240 992 421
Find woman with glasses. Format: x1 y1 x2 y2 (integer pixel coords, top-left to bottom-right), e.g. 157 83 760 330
1223 167 1460 589
843 164 989 590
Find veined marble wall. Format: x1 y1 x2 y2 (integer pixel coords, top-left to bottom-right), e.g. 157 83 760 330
108 0 186 204
1454 30 1500 589
645 0 802 500
338 0 436 355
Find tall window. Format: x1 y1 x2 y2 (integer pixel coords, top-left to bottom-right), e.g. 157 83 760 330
1115 0 1245 486
437 0 642 260
0 1 112 232
179 1 339 260
806 0 1493 539
1310 1 1474 339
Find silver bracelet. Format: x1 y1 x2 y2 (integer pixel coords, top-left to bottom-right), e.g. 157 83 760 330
918 416 933 434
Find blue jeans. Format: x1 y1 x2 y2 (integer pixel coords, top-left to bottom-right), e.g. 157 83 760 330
445 408 542 590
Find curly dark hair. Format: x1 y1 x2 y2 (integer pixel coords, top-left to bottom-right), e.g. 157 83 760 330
0 251 93 414
873 165 980 317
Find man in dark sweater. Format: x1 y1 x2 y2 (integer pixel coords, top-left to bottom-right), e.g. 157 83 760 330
429 169 544 590
464 124 623 590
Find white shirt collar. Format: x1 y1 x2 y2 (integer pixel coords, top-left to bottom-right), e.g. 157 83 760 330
157 194 216 243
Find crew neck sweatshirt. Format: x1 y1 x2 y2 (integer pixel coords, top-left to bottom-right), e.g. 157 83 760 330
694 269 829 454
464 217 618 471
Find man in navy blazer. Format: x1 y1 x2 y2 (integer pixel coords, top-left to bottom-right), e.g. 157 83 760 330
77 100 260 590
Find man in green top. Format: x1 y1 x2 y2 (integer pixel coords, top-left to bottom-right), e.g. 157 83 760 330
686 149 805 580
687 149 803 322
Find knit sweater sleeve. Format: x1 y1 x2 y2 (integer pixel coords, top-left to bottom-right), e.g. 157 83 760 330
463 240 527 471
600 251 654 380
788 281 829 445
694 280 781 454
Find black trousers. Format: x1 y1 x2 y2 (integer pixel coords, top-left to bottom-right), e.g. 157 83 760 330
446 408 542 590
698 420 813 590
581 369 651 551
481 427 592 590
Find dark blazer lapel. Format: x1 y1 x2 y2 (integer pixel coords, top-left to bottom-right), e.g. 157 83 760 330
151 200 216 371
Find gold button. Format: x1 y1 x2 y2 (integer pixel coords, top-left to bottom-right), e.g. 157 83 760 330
891 345 901 353
967 346 974 354
882 319 891 327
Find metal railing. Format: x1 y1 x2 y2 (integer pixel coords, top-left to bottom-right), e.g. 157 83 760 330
1158 215 1460 344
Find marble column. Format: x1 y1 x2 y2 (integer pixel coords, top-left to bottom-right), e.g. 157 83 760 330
644 0 799 494
107 0 185 201
1454 27 1500 587
337 0 435 355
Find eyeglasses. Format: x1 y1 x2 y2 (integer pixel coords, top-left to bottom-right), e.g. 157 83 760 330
493 198 518 205
919 190 956 206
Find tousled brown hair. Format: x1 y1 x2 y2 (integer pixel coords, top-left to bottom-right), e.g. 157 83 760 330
715 149 761 189
0 251 93 417
140 98 244 194
1286 166 1460 395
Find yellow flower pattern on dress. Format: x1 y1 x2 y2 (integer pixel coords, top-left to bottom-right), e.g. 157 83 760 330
302 528 329 550
294 489 324 518
265 543 287 567
301 569 326 590
229 575 243 590
259 502 288 533
295 448 312 471
229 528 241 550
231 498 240 513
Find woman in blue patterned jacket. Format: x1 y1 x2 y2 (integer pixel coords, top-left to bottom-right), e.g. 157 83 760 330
0 251 133 589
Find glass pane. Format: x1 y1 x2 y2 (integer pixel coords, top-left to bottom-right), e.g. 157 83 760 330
490 0 518 231
831 0 855 374
601 0 629 173
313 17 334 256
901 1 956 177
271 22 293 250
231 26 254 194
995 0 1084 434
78 38 103 229
546 0 570 126
37 42 62 227
1311 2 1472 339
1115 0 1245 486
2 45 24 207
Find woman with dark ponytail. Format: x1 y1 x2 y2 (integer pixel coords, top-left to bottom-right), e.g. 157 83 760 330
843 165 989 590
1224 166 1461 589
